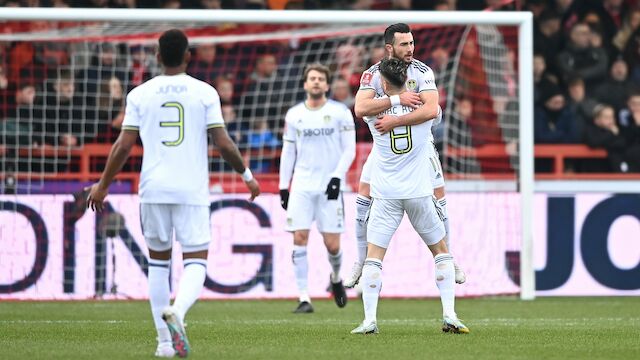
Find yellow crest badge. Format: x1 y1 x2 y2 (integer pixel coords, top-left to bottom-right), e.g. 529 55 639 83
406 79 417 90
323 115 331 123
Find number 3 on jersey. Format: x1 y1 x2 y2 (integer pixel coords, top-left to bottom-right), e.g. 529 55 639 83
160 101 184 146
390 126 413 154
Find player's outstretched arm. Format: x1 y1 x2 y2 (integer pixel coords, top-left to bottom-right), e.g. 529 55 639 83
209 126 260 201
86 129 138 212
354 89 421 118
374 90 439 134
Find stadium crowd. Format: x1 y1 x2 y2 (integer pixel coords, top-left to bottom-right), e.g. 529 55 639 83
1 0 640 177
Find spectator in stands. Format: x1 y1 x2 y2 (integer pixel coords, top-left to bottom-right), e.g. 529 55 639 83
585 104 631 172
612 9 640 53
77 42 127 102
428 45 452 106
128 45 153 89
619 93 640 172
200 0 222 8
390 0 411 10
534 53 558 106
433 0 454 11
330 76 354 108
535 83 580 143
94 76 125 143
623 23 640 83
566 76 594 140
161 0 181 8
557 22 609 92
335 44 365 93
42 69 85 147
368 46 386 68
215 76 234 106
247 117 280 173
0 65 9 118
187 44 220 83
593 58 636 112
240 53 285 121
222 103 245 144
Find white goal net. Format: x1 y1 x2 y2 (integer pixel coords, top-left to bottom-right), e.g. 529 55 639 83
0 9 534 300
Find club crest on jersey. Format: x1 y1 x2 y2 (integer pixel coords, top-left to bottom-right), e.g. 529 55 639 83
361 72 372 86
406 79 417 90
323 115 331 123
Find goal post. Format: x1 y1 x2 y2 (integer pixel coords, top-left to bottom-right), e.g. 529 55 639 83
0 8 535 300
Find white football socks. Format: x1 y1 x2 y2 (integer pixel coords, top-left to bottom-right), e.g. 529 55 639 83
434 253 456 318
173 258 207 322
355 195 371 264
328 249 342 283
292 245 310 303
148 259 171 344
362 258 383 323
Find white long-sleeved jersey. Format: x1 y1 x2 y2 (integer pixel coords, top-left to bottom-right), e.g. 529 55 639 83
279 99 356 192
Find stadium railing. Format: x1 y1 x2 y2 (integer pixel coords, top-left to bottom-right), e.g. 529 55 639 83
4 143 639 194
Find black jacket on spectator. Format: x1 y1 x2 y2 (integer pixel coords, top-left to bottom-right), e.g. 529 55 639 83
593 78 637 112
534 106 581 143
584 123 630 172
557 45 609 91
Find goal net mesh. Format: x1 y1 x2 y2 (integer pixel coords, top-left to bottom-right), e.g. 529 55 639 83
1 20 519 194
0 18 522 299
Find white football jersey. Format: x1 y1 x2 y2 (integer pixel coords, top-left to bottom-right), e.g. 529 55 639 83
122 74 224 205
364 100 434 199
283 99 355 192
359 59 437 97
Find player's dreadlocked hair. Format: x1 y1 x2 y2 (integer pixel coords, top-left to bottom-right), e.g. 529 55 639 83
379 57 408 89
159 29 189 67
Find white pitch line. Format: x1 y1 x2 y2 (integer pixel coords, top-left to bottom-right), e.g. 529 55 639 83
1 318 639 327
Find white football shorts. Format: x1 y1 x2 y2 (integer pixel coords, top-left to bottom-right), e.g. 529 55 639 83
367 196 445 248
140 203 211 252
285 190 345 233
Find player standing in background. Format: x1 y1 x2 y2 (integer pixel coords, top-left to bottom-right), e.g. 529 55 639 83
344 23 465 289
279 63 356 314
87 29 260 358
351 57 468 335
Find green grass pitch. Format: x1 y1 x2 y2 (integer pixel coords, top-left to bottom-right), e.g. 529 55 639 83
1 297 639 359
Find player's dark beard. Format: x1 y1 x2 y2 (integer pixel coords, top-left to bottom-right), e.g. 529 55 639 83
391 48 411 64
308 91 324 100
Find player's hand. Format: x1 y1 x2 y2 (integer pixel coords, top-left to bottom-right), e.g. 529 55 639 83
399 92 422 108
245 179 260 201
85 183 108 212
325 177 341 200
374 115 399 134
279 189 289 210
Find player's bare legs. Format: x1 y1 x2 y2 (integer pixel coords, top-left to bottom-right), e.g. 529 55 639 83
292 230 313 313
322 232 347 308
433 186 466 284
345 181 371 288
